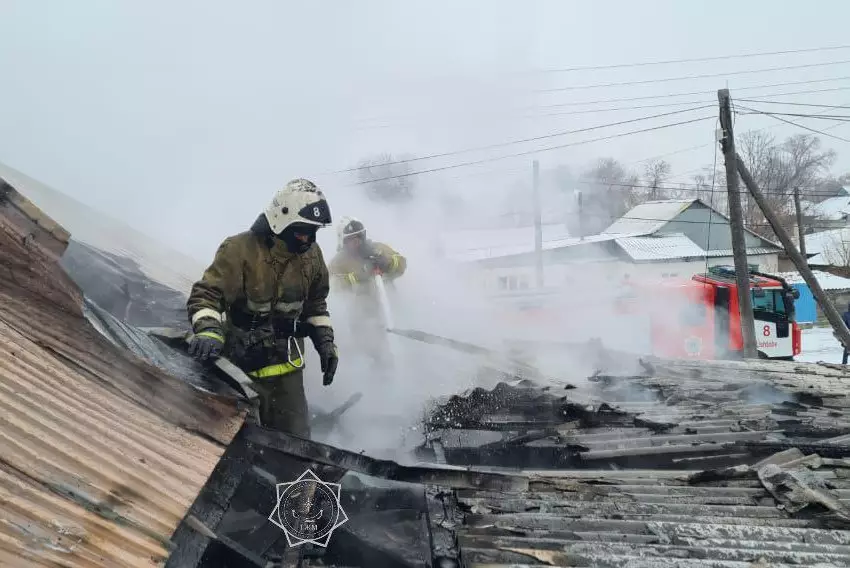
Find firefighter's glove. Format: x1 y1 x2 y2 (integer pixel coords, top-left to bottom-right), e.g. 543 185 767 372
189 329 224 361
363 242 391 273
309 325 339 386
370 252 392 274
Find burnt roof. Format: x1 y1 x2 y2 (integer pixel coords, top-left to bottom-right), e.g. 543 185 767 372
407 349 850 567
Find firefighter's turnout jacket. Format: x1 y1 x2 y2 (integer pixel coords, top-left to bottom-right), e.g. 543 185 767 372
187 222 332 381
329 241 405 367
329 242 406 291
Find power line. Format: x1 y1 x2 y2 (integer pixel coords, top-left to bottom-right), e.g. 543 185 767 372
348 79 850 132
350 77 850 128
527 78 850 110
350 116 715 185
528 99 712 118
735 105 850 143
537 44 850 73
460 209 849 234
335 105 713 174
737 110 850 121
569 177 847 198
349 98 715 130
736 99 850 110
538 59 850 93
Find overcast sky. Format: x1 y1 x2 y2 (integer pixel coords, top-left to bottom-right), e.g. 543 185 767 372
3 0 850 261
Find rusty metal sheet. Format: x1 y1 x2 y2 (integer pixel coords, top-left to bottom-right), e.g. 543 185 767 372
0 185 246 566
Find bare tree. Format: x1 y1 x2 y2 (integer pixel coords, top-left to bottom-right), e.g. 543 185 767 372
825 231 850 268
355 153 417 203
736 132 836 240
682 166 728 214
642 159 672 201
578 158 640 235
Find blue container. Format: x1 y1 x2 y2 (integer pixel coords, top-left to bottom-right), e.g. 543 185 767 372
791 282 816 324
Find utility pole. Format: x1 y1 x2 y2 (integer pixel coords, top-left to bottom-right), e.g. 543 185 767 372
532 160 543 288
718 89 758 359
577 190 584 240
793 186 807 258
737 157 850 353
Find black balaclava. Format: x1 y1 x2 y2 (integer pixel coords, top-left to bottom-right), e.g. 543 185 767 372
278 224 318 254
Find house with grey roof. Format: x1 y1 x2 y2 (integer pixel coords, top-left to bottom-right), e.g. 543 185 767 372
451 198 783 294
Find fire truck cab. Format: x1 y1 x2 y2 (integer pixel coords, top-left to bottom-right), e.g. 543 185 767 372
619 266 801 361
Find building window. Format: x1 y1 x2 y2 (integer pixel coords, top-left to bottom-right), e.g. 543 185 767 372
497 274 530 291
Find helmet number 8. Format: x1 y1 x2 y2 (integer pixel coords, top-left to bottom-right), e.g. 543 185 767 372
313 206 321 217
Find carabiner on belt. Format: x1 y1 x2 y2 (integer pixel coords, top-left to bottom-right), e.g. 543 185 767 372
287 336 305 369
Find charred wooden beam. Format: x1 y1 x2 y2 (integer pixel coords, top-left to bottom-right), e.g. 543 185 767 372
243 423 529 492
736 440 850 459
166 427 257 568
426 487 462 568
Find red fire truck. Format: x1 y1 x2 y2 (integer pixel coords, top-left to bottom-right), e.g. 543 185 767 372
617 266 801 361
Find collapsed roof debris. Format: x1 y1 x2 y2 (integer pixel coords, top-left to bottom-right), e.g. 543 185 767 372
6 167 850 566
409 343 850 567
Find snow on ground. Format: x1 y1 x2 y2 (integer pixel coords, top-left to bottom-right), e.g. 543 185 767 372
798 326 845 364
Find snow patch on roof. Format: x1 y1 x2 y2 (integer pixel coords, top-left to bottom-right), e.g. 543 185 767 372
615 233 704 261
802 195 850 221
774 270 850 291
804 228 850 267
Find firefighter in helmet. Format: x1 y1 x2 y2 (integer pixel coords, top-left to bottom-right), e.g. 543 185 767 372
329 217 406 364
186 178 339 438
330 216 406 296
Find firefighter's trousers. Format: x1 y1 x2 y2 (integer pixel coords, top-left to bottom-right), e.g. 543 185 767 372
249 370 311 438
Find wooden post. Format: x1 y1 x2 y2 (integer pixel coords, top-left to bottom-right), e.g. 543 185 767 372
793 186 807 258
718 89 758 359
577 190 584 240
737 155 850 352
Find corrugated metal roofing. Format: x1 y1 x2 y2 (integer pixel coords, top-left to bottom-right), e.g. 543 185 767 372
0 181 246 566
775 270 850 291
602 199 696 235
412 344 850 567
0 161 204 295
615 233 705 261
448 465 850 567
703 247 781 257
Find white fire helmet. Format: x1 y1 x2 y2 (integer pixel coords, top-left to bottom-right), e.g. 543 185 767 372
337 216 366 249
263 178 332 234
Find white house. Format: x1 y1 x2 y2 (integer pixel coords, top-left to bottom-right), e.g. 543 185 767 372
451 198 783 294
801 186 850 231
803 227 850 268
436 223 572 262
